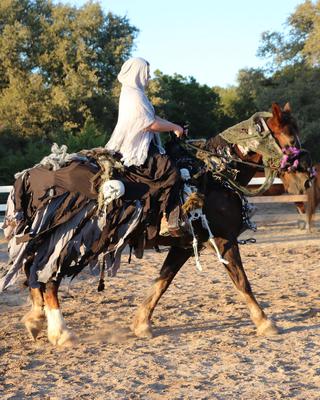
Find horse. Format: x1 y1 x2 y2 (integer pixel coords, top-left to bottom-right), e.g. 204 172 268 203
250 167 315 229
305 163 320 230
257 161 319 231
0 102 313 346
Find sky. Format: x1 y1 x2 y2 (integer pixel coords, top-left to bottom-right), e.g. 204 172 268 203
69 0 303 87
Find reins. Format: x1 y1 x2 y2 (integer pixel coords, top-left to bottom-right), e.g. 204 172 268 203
183 141 272 170
176 111 299 197
182 140 280 197
216 168 278 197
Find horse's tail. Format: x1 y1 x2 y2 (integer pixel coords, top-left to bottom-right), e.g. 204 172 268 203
306 180 319 230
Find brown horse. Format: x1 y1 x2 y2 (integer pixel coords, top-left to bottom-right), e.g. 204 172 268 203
253 174 316 230
3 103 313 346
251 164 314 226
305 163 320 229
253 159 317 230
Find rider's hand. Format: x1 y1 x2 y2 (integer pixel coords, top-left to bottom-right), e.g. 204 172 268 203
173 125 184 138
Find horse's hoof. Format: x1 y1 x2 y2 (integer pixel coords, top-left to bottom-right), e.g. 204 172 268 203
48 329 78 347
57 330 78 347
257 320 280 336
131 322 153 339
22 311 45 341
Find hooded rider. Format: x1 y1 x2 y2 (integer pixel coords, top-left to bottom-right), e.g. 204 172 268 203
106 57 185 237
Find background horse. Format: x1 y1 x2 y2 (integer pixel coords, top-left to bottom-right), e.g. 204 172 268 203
305 163 320 230
1 103 312 346
250 163 316 230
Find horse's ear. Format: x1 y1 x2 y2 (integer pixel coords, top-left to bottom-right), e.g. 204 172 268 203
271 103 282 121
283 102 291 113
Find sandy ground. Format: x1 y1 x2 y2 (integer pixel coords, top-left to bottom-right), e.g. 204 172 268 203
1 203 320 399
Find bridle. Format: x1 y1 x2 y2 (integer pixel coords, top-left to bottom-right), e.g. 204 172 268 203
181 115 313 196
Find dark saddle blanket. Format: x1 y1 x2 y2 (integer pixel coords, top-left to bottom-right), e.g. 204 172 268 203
1 144 198 290
5 151 150 242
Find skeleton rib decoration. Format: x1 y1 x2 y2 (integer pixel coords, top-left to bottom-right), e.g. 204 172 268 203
180 168 228 270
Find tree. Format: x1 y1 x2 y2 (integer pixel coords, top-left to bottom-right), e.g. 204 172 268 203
0 0 138 137
257 65 320 159
255 0 320 160
148 70 223 138
214 68 270 126
0 0 138 183
258 0 320 70
0 119 106 184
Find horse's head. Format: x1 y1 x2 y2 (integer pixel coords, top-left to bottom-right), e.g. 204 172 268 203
267 103 300 148
267 102 313 194
280 149 314 194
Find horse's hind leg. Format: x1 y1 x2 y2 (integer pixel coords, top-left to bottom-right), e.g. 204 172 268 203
216 238 279 336
43 280 76 346
22 288 45 341
132 246 192 338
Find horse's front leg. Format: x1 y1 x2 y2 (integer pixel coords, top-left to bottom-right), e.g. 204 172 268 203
43 280 76 346
215 237 279 336
132 246 193 338
22 287 45 341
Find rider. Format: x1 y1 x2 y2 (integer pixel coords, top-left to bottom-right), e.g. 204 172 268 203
106 57 185 237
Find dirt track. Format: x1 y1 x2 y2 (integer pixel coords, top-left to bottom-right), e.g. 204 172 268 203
1 204 320 399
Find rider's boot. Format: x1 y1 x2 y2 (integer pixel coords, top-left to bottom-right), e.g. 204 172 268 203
167 206 184 237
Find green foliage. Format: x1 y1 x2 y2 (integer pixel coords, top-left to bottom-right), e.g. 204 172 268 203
213 85 239 129
218 69 268 122
258 0 320 70
0 0 137 182
214 68 271 127
0 0 137 137
148 70 223 138
0 119 106 184
50 119 107 152
0 133 51 184
252 0 320 160
254 65 320 160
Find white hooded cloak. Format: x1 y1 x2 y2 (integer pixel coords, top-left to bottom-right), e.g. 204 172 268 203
106 57 164 167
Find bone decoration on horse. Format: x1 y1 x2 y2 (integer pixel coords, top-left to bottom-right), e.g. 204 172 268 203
180 168 228 269
101 180 125 205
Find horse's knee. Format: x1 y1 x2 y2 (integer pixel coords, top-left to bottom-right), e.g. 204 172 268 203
159 246 192 277
224 263 252 294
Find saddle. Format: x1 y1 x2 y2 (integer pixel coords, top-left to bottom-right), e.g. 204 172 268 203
1 141 229 292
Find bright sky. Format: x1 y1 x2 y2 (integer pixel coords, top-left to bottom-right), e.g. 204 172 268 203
70 0 303 87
